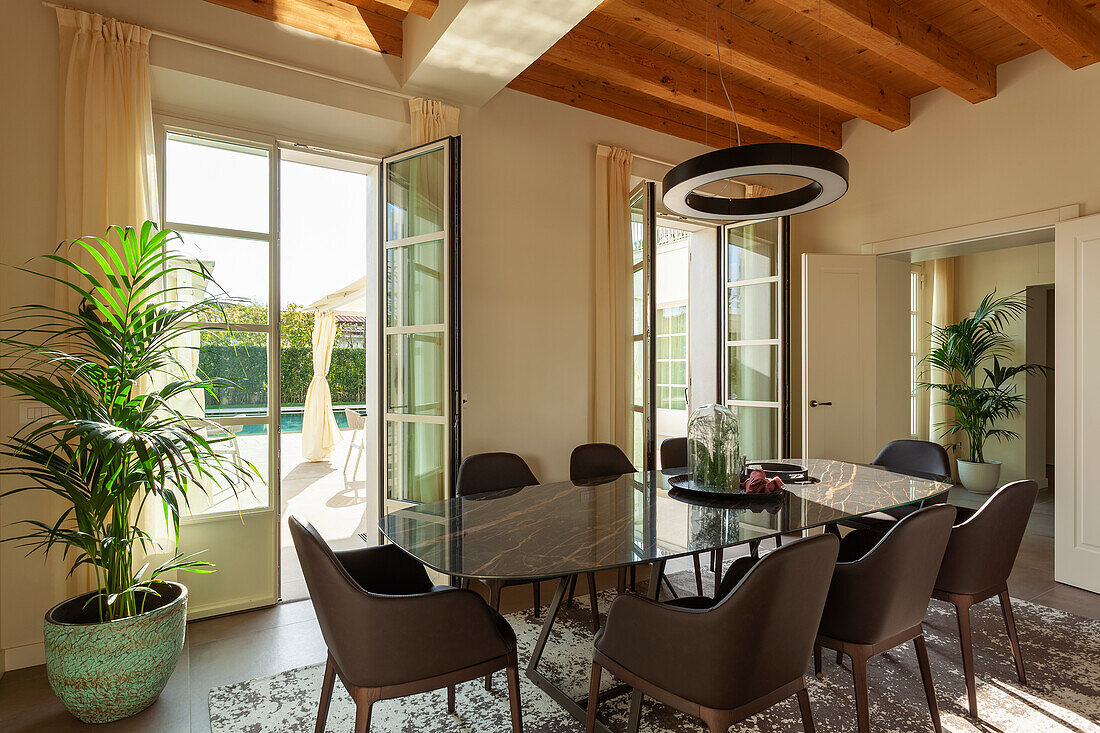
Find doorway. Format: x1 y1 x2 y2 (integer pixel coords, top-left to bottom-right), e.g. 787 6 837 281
277 149 376 602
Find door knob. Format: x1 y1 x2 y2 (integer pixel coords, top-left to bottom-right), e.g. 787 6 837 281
809 400 833 407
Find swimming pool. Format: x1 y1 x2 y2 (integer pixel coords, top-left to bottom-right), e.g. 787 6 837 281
237 411 354 435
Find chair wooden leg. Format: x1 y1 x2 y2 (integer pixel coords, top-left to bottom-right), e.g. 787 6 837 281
567 574 578 607
692 553 704 596
775 535 784 548
585 662 602 733
532 581 541 618
343 441 353 472
837 650 844 666
586 572 600 632
352 688 378 733
315 656 336 733
814 643 823 679
700 709 733 733
999 590 1027 685
629 565 636 592
797 685 816 733
914 634 942 733
447 684 456 714
487 580 503 690
627 689 644 733
851 651 871 733
506 659 523 733
713 548 724 592
953 599 979 718
617 567 627 594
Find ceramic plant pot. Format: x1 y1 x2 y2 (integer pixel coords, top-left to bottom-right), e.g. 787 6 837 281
43 581 187 724
956 459 1002 495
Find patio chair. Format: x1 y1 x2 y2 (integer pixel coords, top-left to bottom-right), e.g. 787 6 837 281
344 409 366 479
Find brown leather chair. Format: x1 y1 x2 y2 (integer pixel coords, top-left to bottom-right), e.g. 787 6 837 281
835 440 952 534
456 452 545 617
288 517 522 732
933 480 1038 718
659 437 687 469
815 504 955 733
586 533 840 733
567 442 640 629
570 442 637 482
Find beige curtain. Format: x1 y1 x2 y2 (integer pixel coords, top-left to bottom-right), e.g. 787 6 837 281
589 147 634 452
929 257 958 451
55 9 164 590
302 311 343 461
409 97 460 145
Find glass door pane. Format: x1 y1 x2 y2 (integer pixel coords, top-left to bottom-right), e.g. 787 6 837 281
723 218 788 459
382 140 457 510
630 183 656 470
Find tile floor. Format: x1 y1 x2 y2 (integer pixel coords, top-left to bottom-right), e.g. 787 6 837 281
1 485 1096 733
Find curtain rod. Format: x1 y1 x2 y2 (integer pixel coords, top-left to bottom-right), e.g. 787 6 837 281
596 143 748 190
41 0 417 101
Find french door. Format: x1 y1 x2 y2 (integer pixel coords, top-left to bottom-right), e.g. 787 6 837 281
722 218 790 460
630 182 657 470
379 138 461 519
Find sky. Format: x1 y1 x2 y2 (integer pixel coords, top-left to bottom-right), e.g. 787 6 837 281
166 135 371 311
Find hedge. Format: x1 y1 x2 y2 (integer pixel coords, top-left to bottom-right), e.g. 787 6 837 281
199 346 366 408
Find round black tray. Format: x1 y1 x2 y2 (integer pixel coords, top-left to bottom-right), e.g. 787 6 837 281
667 474 787 500
667 486 785 510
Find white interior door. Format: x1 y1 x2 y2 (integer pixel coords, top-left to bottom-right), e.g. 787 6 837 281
801 254 878 461
1054 213 1100 593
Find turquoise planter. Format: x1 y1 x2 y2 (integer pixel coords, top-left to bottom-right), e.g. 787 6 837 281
43 581 187 724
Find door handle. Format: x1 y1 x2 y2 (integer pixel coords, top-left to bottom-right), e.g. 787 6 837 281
809 400 833 407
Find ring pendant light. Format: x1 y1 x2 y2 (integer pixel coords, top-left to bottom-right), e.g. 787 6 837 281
661 1 849 221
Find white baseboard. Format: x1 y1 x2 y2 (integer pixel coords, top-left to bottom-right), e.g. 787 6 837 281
3 641 45 671
1036 478 1050 490
187 595 279 621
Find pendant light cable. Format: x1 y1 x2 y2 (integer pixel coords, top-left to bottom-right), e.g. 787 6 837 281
715 1 741 148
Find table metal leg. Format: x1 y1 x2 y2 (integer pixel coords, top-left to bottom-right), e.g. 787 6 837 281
526 567 655 733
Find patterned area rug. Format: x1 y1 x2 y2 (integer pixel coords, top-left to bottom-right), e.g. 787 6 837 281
209 569 1100 732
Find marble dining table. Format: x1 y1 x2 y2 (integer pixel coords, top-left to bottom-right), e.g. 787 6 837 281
377 458 951 731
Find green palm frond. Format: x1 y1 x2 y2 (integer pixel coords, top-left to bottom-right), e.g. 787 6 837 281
920 290 1049 463
0 222 259 621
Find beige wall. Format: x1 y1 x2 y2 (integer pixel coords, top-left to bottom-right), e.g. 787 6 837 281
0 0 706 671
792 50 1100 459
955 243 1054 484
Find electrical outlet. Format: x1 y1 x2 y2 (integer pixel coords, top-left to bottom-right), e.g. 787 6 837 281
19 404 54 424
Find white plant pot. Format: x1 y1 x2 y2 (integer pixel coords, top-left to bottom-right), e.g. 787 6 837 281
957 459 1002 495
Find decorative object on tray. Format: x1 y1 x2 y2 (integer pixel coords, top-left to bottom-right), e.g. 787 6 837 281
744 461 811 483
668 467 786 500
687 404 745 491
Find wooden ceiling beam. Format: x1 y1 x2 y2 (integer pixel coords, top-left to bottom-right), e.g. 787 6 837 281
202 0 403 56
509 60 778 148
340 0 438 20
975 0 1100 69
595 0 909 130
769 0 996 103
541 24 843 148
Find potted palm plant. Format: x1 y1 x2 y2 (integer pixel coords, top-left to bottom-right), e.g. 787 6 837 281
0 223 257 723
923 290 1048 494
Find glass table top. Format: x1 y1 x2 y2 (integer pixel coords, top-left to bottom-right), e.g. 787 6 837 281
378 459 951 581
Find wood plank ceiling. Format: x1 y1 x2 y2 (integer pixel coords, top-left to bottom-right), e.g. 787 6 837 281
510 0 1100 150
200 0 1100 150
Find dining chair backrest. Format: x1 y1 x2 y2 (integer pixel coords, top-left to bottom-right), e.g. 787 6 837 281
456 452 539 497
288 515 512 689
935 480 1038 596
344 408 365 432
569 442 636 482
660 437 688 470
819 504 955 645
870 439 951 480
